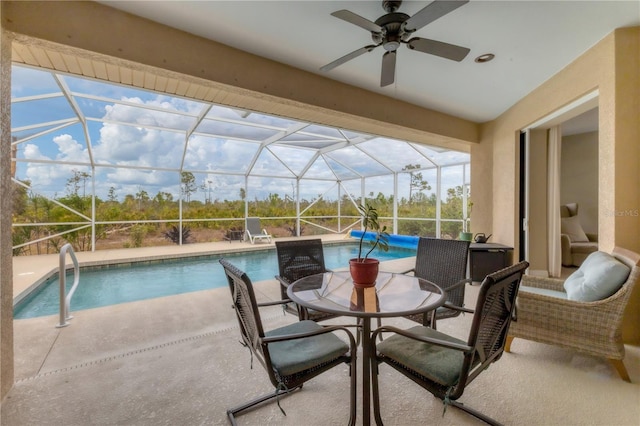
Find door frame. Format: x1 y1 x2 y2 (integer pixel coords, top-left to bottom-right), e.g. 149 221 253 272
518 90 599 272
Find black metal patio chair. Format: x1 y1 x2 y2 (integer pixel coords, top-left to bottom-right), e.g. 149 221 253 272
220 258 357 425
403 237 472 327
371 261 529 426
275 239 337 321
275 238 380 344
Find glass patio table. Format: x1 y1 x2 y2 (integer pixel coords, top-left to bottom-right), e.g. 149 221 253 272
287 270 445 426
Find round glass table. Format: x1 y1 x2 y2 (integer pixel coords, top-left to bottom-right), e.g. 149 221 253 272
287 271 445 425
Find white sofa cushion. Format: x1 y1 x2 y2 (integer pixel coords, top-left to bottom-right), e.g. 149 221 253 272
563 251 631 302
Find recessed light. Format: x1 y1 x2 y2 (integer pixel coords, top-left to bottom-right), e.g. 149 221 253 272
474 53 495 63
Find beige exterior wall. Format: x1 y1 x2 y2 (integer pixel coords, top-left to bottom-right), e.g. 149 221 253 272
0 1 638 400
473 27 640 342
0 6 14 402
613 29 640 254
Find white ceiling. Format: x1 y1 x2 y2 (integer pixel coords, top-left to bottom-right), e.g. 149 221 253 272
101 1 639 124
562 107 599 136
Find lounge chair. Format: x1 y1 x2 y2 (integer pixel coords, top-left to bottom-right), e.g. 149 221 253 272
245 217 272 244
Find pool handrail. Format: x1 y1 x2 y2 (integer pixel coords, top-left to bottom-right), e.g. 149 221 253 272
56 243 80 328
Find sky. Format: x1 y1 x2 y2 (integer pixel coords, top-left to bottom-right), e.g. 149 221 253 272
10 64 470 204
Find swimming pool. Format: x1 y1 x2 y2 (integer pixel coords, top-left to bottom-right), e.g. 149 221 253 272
14 242 416 319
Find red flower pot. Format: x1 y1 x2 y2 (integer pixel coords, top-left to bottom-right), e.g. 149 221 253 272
349 258 380 288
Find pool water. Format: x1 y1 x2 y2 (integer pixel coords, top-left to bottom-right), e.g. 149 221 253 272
14 243 415 319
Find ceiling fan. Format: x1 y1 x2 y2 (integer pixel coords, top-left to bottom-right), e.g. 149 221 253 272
320 0 471 87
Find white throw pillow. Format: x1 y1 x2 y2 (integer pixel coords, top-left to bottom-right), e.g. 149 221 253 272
561 215 589 242
563 251 631 302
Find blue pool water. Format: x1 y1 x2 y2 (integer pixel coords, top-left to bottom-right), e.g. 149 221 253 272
14 242 415 319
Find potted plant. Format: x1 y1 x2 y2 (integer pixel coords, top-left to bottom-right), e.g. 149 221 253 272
349 202 390 287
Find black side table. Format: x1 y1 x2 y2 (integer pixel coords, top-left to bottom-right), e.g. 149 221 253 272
469 243 514 282
223 229 244 243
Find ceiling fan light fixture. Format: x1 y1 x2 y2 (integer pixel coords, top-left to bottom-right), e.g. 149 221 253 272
474 53 495 63
383 40 401 51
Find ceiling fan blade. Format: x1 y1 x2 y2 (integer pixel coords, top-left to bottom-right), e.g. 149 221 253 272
404 0 469 32
407 37 470 61
381 51 397 87
320 45 379 72
331 10 383 33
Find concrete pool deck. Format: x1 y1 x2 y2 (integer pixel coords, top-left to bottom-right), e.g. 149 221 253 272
5 235 640 425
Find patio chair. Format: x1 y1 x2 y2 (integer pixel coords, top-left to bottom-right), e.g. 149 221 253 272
275 239 380 344
245 217 272 244
505 247 639 382
403 237 472 328
275 239 337 321
371 261 529 426
219 259 357 425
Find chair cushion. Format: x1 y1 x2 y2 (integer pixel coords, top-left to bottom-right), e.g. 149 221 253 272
561 215 589 242
376 326 466 387
563 251 631 302
265 320 349 376
519 286 568 299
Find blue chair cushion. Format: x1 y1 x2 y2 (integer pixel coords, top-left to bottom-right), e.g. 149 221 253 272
376 325 466 387
265 320 349 376
519 286 568 299
563 251 630 302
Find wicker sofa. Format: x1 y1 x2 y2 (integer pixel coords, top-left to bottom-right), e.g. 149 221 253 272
505 246 640 382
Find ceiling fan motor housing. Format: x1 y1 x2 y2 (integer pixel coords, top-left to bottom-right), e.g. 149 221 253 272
373 12 411 51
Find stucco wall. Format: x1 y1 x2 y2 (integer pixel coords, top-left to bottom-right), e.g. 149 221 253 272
0 15 15 402
474 27 640 342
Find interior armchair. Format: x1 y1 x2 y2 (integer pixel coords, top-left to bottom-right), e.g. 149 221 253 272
560 203 598 267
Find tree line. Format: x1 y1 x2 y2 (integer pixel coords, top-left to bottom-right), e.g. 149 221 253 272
12 168 470 255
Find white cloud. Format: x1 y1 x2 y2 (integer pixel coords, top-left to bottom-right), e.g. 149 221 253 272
183 136 258 172
20 135 91 192
53 134 88 161
93 123 185 169
22 144 47 161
